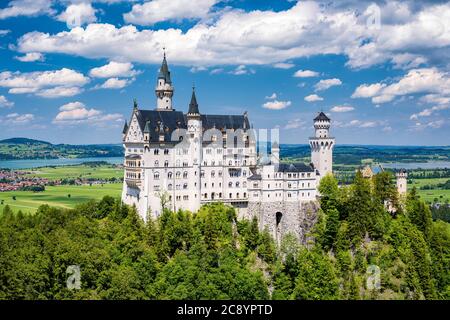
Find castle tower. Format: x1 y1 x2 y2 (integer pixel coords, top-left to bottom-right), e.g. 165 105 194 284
187 86 202 212
155 52 174 111
309 112 335 178
396 169 407 196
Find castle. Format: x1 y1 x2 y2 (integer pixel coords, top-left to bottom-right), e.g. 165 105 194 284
121 54 336 242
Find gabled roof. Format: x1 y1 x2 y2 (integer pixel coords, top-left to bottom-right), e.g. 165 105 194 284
314 111 330 122
122 121 128 134
275 162 315 173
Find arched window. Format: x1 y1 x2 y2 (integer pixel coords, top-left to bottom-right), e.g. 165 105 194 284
183 171 188 179
211 170 215 177
164 160 169 167
176 171 181 179
235 182 240 187
168 172 173 179
154 172 160 180
228 182 233 187
154 160 159 167
168 184 173 190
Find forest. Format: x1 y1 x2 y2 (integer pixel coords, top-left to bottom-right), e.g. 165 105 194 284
0 171 449 300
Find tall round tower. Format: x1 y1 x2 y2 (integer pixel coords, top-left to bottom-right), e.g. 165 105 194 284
396 169 408 196
309 112 335 178
155 52 174 111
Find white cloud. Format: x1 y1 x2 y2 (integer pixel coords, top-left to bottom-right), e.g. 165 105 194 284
293 69 319 78
330 105 354 112
89 61 138 78
273 62 294 69
314 78 342 91
13 2 450 69
265 93 277 100
0 0 54 19
262 100 291 110
336 119 387 128
304 94 323 102
0 95 14 108
0 68 88 98
410 105 450 120
57 3 97 27
14 52 44 62
53 101 123 125
411 120 446 131
0 112 35 125
124 0 219 25
98 77 132 89
229 65 254 75
0 30 10 36
352 68 450 104
284 118 305 130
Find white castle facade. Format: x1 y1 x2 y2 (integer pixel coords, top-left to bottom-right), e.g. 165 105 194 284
122 55 335 242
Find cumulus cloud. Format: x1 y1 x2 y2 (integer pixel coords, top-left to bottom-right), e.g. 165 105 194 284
410 105 450 120
0 30 10 36
0 68 88 98
12 1 450 69
57 2 97 27
262 100 292 110
330 105 354 112
335 119 387 128
265 93 277 100
98 77 133 89
89 61 138 78
53 101 123 125
273 62 294 69
14 52 44 62
304 94 323 102
229 65 255 75
314 78 342 91
293 69 319 78
0 0 54 19
351 68 450 104
0 95 14 108
124 0 219 25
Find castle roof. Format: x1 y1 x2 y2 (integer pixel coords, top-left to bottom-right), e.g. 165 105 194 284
188 88 200 115
158 54 172 84
122 121 128 134
275 162 314 173
314 111 330 122
134 109 250 143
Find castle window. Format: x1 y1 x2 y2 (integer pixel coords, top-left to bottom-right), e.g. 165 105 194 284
154 172 160 180
183 171 188 179
183 161 188 167
176 171 181 179
154 149 159 155
164 149 169 155
168 172 172 179
154 160 159 167
164 160 169 167
211 171 215 177
219 171 222 177
236 193 239 198
236 182 240 187
244 192 247 198
201 171 205 178
243 182 247 188
228 182 233 187
229 193 232 198
183 183 188 189
168 184 173 190
206 149 212 155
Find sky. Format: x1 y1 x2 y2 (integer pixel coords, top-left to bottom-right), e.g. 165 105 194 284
0 0 449 146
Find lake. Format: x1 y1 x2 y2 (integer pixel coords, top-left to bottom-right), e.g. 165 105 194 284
0 157 123 169
381 161 450 170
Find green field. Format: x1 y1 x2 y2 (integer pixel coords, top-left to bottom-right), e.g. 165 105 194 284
24 164 123 180
410 178 450 203
0 184 123 214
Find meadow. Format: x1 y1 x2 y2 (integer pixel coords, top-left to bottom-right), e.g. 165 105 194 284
24 164 123 180
0 184 123 214
410 178 450 203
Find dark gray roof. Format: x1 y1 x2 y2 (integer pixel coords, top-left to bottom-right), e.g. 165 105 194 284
188 88 200 114
122 121 128 134
143 121 150 133
248 174 261 180
199 114 250 131
314 111 330 122
275 163 314 173
158 55 172 84
125 154 141 159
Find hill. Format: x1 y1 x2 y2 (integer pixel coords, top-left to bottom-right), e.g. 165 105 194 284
0 137 123 160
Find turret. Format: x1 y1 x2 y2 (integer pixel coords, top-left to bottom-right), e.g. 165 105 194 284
187 86 202 212
309 112 335 178
144 120 150 142
155 52 174 111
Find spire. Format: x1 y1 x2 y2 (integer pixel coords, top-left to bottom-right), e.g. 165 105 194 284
144 120 150 133
158 50 172 84
133 98 138 110
122 120 128 134
188 86 200 115
314 111 330 122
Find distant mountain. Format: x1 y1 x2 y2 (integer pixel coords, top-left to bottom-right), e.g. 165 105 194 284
0 137 52 145
0 137 123 161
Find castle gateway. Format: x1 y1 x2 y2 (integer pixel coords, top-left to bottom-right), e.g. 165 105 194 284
121 55 335 242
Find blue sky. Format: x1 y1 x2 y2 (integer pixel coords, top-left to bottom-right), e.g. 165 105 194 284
0 0 449 145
